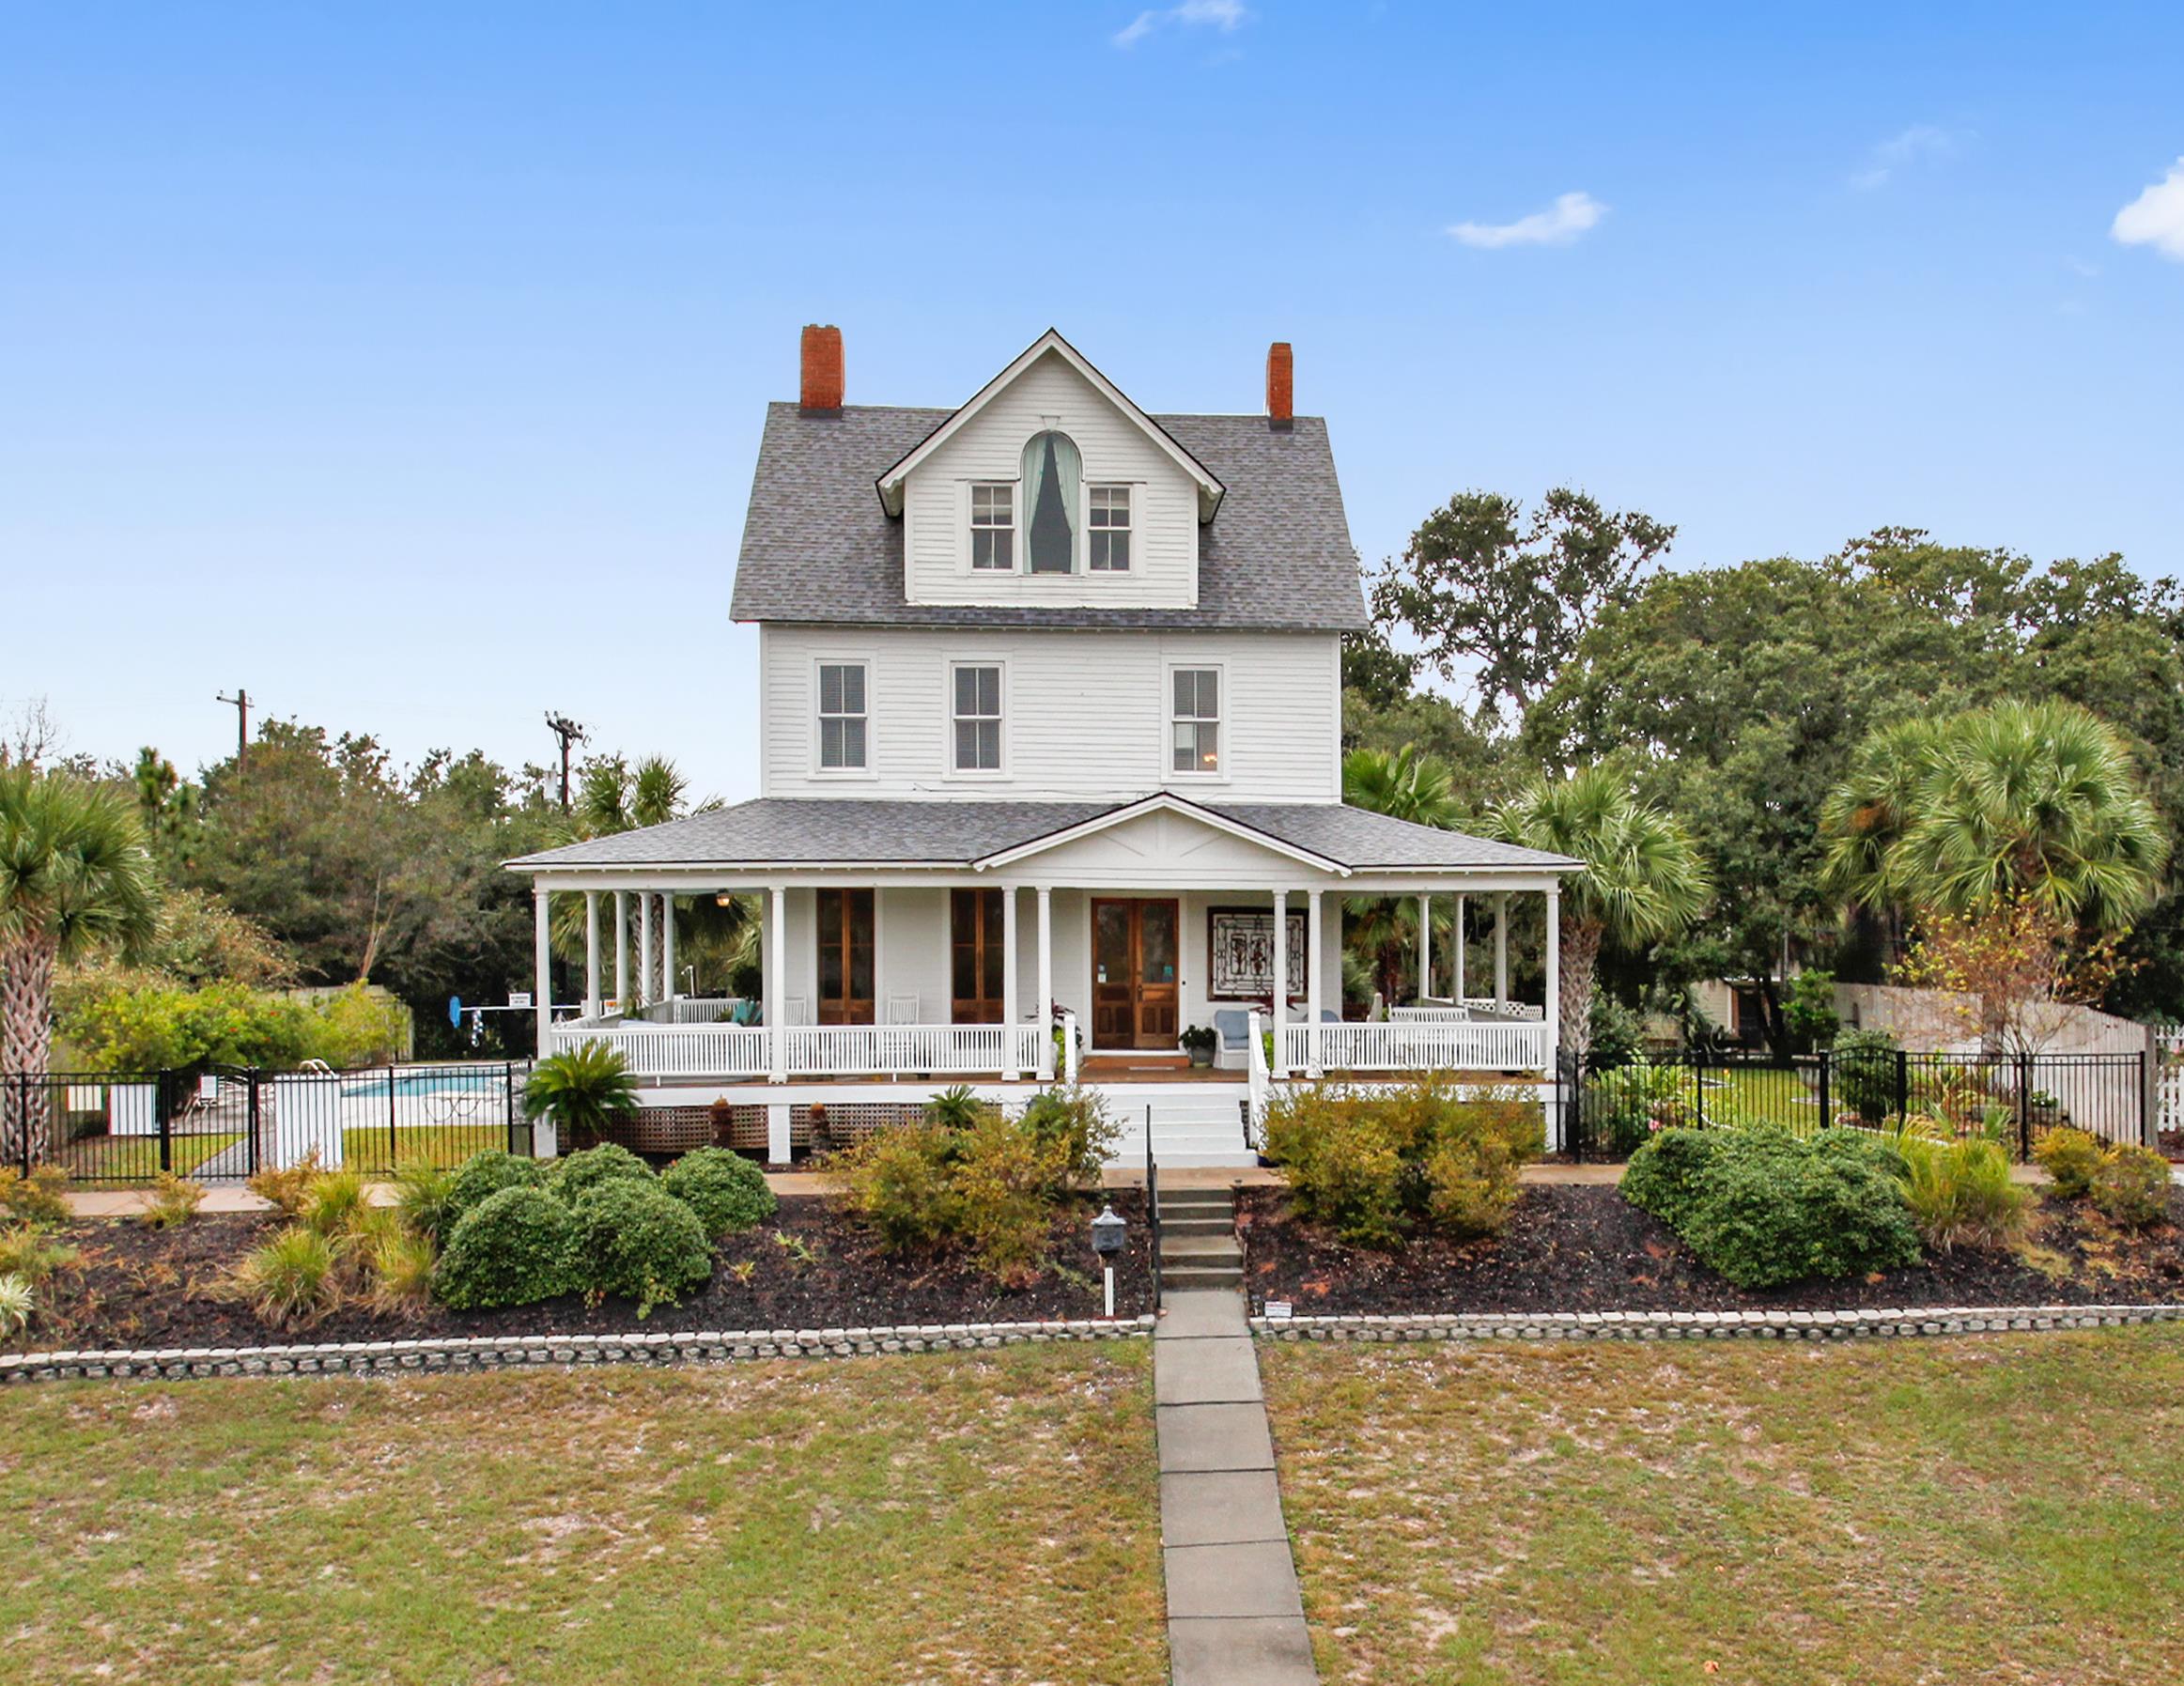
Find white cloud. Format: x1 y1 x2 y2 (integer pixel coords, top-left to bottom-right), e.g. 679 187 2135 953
2112 158 2184 262
1113 1 1247 49
1447 191 1606 250
1850 124 1966 191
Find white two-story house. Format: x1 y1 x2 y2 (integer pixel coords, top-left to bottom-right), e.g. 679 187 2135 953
511 327 1575 1164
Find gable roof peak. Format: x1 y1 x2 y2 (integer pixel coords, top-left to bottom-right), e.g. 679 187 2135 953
874 328 1224 520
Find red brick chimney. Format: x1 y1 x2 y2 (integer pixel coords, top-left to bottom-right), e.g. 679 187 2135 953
1265 340 1293 429
800 324 844 414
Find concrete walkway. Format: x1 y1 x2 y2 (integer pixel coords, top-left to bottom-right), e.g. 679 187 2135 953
1154 1290 1317 1685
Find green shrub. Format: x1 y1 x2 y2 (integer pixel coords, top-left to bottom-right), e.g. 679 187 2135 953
923 1084 991 1133
1783 970 1840 1048
444 1150 546 1230
954 1112 1076 1284
1833 1029 1902 1124
0 1273 31 1339
2090 1145 2172 1229
0 1224 79 1286
551 1141 655 1203
1619 1127 1725 1232
1016 1085 1118 1189
1897 1134 2030 1252
139 1172 206 1230
301 1168 373 1239
435 1185 577 1310
231 1226 339 1329
522 1042 639 1144
1584 1059 1697 1155
1263 1076 1540 1248
0 1166 71 1227
829 1123 965 1251
391 1161 457 1241
2033 1126 2105 1199
660 1147 776 1236
1587 994 1647 1068
567 1179 713 1316
1679 1129 1921 1289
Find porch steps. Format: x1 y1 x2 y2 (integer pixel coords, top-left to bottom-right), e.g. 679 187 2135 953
1160 1188 1243 1293
1109 1085 1255 1168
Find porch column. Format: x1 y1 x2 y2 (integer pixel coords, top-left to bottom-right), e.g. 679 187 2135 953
1306 889 1324 1079
1454 893 1466 1004
638 893 655 1006
1035 887 1054 1081
661 896 677 999
583 891 601 1017
1542 885 1561 1078
532 887 551 1054
1494 893 1509 1006
767 885 788 1082
1001 885 1020 1080
1417 893 1432 1001
613 891 629 1010
1271 889 1289 1078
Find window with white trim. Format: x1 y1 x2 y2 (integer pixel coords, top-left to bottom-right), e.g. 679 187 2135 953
1088 484 1131 571
1170 668 1221 775
951 663 1002 772
969 483 1014 571
816 661 869 770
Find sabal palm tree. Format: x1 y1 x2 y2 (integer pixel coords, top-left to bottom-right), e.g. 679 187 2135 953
1821 699 2165 930
1486 765 1712 1057
1 767 159 1158
1341 746 1462 1005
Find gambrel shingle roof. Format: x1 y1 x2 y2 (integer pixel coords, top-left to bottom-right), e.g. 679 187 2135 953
729 404 1369 632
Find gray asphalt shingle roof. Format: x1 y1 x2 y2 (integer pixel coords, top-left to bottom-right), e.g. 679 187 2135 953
508 797 1576 874
729 404 1369 632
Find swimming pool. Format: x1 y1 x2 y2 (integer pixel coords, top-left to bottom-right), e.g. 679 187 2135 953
337 1069 513 1100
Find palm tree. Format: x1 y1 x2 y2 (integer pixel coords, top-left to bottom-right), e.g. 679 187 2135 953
522 1039 640 1148
1485 765 1712 1057
1340 747 1463 1005
1821 699 2166 931
1 767 159 1159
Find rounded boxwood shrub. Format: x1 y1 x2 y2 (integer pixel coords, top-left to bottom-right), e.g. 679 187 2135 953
567 1178 714 1317
659 1147 776 1236
435 1185 577 1310
551 1141 655 1203
1681 1128 1920 1289
2090 1144 2172 1229
444 1150 546 1230
1619 1127 1724 1231
2033 1126 2106 1199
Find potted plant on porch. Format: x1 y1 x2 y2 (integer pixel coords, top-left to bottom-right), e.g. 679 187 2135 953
1179 1025 1218 1068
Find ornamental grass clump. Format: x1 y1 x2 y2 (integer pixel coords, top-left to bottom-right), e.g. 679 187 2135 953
139 1172 206 1230
659 1146 776 1236
1263 1075 1541 1249
1895 1132 2030 1253
0 1224 78 1286
300 1168 373 1239
230 1226 339 1330
433 1184 577 1310
0 1165 71 1227
0 1273 32 1339
566 1179 713 1317
391 1161 457 1242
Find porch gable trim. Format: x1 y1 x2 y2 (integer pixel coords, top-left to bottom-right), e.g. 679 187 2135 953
968 792 1351 875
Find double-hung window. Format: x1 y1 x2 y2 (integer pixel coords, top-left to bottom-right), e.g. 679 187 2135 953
1170 668 1221 775
969 483 1014 571
1088 485 1132 571
952 663 1002 773
817 661 869 771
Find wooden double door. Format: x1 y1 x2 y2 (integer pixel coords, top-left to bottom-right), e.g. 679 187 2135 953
1092 898 1180 1050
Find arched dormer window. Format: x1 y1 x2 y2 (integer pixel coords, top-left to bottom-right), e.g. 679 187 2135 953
1022 429 1080 574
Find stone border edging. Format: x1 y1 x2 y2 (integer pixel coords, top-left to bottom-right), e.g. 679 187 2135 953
1250 1304 2184 1342
0 1315 1155 1384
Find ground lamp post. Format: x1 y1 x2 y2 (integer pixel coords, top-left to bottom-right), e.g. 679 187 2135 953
1091 1204 1127 1319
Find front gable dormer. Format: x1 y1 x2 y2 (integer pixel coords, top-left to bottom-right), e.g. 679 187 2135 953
876 331 1223 611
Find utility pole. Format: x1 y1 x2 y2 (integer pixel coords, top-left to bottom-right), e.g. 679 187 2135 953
545 712 587 811
215 688 251 772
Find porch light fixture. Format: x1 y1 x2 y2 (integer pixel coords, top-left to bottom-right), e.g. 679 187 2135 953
1090 1204 1127 1319
715 891 735 906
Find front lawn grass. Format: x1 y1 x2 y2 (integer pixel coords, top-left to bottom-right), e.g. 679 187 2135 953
0 1344 1164 1685
1262 1326 2184 1685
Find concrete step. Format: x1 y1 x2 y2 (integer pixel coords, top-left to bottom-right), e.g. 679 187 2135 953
1160 1214 1234 1236
1165 1264 1245 1292
1161 1189 1237 1211
1161 1234 1241 1264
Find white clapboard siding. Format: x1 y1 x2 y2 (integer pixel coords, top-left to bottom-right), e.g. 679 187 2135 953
761 624 1340 802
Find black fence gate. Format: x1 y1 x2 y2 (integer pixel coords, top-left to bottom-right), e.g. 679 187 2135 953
1560 1046 2151 1164
4 1063 529 1187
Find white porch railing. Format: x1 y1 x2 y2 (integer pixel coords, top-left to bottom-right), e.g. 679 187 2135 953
1280 1018 1548 1075
545 1020 1046 1082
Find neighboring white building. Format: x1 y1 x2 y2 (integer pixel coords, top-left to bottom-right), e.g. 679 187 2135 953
510 328 1577 1164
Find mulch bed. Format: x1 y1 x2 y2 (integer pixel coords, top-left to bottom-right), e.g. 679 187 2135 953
1237 1183 2184 1316
5 1191 1150 1354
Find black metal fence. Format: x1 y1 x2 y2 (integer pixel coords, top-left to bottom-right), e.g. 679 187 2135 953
3 1063 529 1186
1562 1046 2152 1163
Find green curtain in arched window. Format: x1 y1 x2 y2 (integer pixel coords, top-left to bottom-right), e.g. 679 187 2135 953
1022 430 1080 573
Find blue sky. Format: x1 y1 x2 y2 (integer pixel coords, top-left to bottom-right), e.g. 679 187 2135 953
4 2 2181 801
